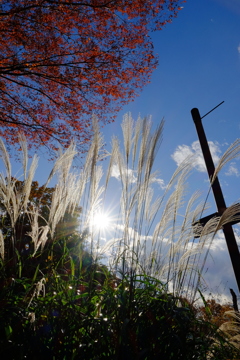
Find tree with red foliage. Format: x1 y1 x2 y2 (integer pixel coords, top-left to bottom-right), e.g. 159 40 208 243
0 0 184 154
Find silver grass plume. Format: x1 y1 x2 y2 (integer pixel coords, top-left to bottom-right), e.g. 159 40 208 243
0 113 240 305
97 114 240 301
219 310 240 350
211 139 240 184
0 137 38 248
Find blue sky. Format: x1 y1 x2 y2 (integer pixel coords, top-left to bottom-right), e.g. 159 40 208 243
104 1 240 179
1 0 240 302
106 0 240 191
100 0 240 301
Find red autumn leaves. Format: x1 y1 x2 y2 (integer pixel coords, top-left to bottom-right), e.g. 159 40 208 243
0 0 184 153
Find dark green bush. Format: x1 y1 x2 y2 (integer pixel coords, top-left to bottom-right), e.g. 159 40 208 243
0 270 239 360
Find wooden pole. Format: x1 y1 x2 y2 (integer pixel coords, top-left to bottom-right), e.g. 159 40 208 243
191 108 240 293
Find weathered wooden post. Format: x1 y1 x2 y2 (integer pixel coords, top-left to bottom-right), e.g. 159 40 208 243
191 106 240 293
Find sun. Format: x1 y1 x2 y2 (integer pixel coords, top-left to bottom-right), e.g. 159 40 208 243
91 211 111 231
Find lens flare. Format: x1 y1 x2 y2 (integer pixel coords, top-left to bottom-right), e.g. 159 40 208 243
91 212 110 230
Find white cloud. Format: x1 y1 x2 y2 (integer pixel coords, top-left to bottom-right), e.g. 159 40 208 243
225 162 240 177
151 176 166 190
171 140 221 172
238 43 240 53
111 164 166 189
111 164 137 183
202 231 240 303
111 164 121 180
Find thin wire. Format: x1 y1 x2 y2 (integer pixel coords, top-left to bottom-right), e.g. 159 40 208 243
201 101 224 119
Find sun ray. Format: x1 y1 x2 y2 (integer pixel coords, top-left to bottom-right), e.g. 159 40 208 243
91 211 111 231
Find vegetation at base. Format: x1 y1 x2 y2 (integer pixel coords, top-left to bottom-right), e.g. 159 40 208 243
0 115 240 359
0 264 239 359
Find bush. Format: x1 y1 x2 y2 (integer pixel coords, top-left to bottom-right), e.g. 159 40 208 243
0 272 239 359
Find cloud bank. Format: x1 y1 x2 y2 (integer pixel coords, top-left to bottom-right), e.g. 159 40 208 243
171 140 221 172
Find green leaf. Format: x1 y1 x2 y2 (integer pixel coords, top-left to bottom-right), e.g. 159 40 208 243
5 325 12 339
15 248 22 278
198 288 212 318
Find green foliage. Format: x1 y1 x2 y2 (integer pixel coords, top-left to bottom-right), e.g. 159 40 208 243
0 270 239 359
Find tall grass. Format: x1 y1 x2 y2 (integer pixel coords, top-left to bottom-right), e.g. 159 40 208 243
83 113 239 302
0 113 240 359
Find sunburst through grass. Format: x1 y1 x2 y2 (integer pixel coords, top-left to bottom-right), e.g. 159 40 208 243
90 211 111 231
